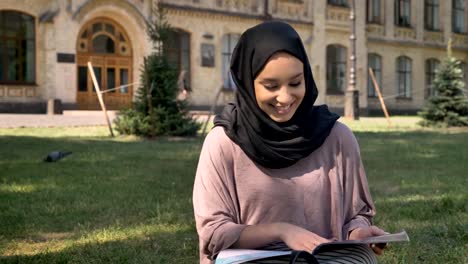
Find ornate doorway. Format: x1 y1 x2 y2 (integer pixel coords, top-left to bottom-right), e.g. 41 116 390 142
76 18 133 110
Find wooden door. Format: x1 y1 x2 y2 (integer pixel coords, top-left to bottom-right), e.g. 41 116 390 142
76 18 133 110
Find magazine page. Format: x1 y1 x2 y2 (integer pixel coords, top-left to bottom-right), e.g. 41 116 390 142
312 230 410 254
215 231 409 264
215 249 291 264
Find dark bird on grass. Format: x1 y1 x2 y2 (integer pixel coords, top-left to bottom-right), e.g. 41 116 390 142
44 151 72 162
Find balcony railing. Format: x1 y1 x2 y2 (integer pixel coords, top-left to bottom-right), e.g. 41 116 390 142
423 31 444 44
273 0 312 22
161 0 265 16
366 24 384 38
394 27 416 40
326 5 349 27
452 33 468 47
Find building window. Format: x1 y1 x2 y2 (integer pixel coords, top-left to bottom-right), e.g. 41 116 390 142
453 0 465 33
328 0 348 7
395 0 411 27
165 29 191 90
425 58 440 98
222 33 240 90
0 11 35 84
367 0 381 24
368 53 382 97
326 45 347 94
396 56 412 98
425 0 439 31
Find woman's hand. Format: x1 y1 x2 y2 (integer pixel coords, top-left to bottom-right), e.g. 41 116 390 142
349 225 388 255
277 223 331 253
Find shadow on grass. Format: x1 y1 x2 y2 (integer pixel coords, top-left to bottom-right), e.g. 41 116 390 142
0 228 199 263
0 135 203 246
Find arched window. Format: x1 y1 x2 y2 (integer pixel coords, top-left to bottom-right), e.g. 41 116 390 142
165 30 191 91
425 58 440 98
222 33 240 90
396 56 412 98
367 0 382 24
395 0 411 27
0 11 35 84
368 53 382 97
326 45 347 94
425 0 439 31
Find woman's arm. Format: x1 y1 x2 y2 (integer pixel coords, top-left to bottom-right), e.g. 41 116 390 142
232 222 331 252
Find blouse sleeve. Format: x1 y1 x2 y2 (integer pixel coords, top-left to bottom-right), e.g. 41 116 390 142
193 127 247 262
336 124 376 239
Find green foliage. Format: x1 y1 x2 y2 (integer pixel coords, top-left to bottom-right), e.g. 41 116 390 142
114 2 200 137
418 57 468 127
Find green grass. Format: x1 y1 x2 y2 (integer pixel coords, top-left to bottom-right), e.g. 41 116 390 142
0 117 467 263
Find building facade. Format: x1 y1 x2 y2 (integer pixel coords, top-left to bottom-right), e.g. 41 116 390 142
0 0 467 114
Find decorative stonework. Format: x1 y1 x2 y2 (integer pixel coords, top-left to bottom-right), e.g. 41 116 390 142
395 27 416 40
8 88 24 97
215 0 262 15
423 31 444 44
25 87 35 97
452 33 468 47
275 0 310 21
366 24 384 38
326 6 349 26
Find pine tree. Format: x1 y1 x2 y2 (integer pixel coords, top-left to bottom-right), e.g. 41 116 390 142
418 41 468 127
114 2 200 136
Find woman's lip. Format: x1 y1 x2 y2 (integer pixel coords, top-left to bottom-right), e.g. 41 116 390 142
273 102 295 115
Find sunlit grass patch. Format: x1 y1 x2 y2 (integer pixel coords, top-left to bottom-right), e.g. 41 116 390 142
0 118 467 263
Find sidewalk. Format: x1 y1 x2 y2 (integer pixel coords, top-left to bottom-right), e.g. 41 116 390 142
0 111 118 128
0 111 211 128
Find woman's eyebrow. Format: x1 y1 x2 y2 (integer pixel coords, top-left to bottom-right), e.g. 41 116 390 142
260 73 303 82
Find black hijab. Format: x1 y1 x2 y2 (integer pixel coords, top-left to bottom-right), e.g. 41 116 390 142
214 21 339 169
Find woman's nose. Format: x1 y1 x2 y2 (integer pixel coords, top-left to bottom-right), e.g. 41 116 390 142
276 86 293 104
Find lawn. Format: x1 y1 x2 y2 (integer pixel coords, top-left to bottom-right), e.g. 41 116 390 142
0 117 466 263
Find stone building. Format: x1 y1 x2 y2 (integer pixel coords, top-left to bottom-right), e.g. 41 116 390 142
0 0 467 114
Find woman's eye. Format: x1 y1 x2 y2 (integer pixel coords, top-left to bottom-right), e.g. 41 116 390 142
264 84 278 89
290 82 302 87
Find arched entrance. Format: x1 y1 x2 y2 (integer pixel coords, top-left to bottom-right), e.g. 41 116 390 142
76 18 133 110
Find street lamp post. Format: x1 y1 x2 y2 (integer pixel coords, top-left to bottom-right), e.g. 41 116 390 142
345 0 359 120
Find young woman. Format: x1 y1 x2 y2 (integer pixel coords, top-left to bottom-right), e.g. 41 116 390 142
193 21 386 264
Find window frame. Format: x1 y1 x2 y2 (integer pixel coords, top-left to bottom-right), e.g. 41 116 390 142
425 58 440 98
396 56 412 99
367 0 382 24
424 0 440 31
368 53 382 98
328 0 349 8
326 44 348 95
394 0 412 27
452 0 465 33
0 10 36 85
221 33 240 90
165 29 191 91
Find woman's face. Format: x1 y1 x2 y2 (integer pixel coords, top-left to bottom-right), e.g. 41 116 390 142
254 52 306 123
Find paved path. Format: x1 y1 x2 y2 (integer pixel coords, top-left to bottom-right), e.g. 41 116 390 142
0 111 210 128
0 111 118 128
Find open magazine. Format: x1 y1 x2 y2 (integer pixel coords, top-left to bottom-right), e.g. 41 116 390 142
215 230 409 264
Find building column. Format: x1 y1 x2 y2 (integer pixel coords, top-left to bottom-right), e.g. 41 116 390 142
385 0 395 38
415 0 424 41
355 0 367 111
312 0 327 105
